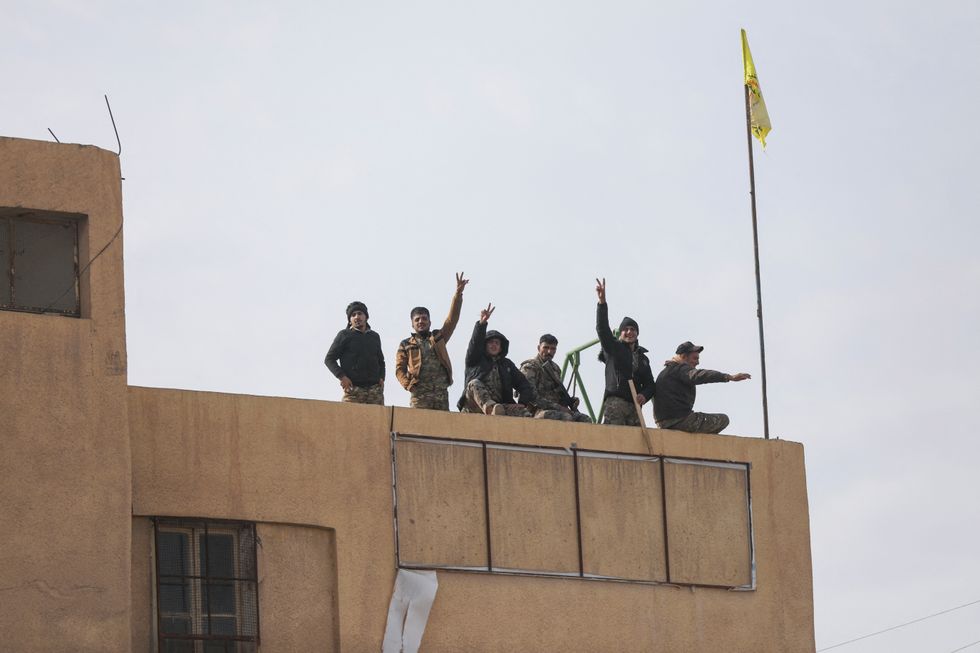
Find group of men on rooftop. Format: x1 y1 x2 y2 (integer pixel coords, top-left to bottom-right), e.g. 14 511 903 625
324 274 751 434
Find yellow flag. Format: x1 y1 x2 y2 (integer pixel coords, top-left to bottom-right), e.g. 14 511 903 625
741 29 771 148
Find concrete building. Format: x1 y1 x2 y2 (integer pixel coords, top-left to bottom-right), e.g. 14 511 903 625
0 136 815 652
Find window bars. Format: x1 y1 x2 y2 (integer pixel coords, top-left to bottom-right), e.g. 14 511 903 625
153 518 259 653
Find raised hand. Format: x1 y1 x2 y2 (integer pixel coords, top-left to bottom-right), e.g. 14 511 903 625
595 277 607 304
479 302 495 324
728 372 752 382
456 271 469 293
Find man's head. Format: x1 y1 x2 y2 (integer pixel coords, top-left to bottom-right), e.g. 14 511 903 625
618 317 639 345
486 337 503 357
675 341 704 366
346 301 369 330
537 333 558 361
410 307 430 334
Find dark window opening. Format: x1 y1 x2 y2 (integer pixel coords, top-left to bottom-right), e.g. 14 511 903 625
0 208 81 317
154 519 259 653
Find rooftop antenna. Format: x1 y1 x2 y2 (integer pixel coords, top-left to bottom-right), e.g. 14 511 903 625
47 128 60 143
104 94 121 157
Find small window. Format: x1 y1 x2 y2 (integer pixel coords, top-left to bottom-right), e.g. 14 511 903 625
154 518 259 652
0 209 80 317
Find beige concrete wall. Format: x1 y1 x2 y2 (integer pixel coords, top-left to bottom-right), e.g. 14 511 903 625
130 391 814 652
130 517 340 652
129 389 394 652
0 137 131 652
0 135 813 652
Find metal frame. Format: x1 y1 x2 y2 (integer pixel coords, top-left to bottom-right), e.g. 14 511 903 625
152 517 260 652
390 432 756 591
559 337 601 422
0 210 81 317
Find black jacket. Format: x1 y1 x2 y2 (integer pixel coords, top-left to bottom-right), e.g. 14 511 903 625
456 322 534 410
596 303 655 402
324 327 385 387
653 361 729 422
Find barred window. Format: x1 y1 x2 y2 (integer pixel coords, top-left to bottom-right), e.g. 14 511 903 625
0 209 81 317
154 519 259 652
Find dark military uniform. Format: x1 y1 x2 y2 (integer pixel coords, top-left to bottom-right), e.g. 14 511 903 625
520 356 592 423
654 360 732 434
595 304 655 426
457 323 534 417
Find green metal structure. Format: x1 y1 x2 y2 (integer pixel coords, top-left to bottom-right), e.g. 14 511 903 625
559 335 606 423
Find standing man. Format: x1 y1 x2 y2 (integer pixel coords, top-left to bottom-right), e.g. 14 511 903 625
520 334 592 423
457 303 535 417
595 278 656 426
324 301 385 405
653 341 751 434
395 272 469 410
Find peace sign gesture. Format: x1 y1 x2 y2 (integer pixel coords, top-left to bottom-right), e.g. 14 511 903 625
595 277 607 304
479 302 495 324
456 271 469 293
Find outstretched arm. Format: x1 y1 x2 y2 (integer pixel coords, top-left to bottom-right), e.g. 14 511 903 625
438 272 468 343
464 317 488 367
689 368 748 384
595 278 617 351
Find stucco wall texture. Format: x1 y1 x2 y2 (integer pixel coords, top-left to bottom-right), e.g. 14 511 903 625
1 137 814 652
129 389 815 652
1 137 131 653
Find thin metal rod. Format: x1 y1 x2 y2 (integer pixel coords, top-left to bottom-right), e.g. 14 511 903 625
659 457 672 583
203 523 212 635
153 519 165 652
104 94 121 156
46 128 60 143
482 442 493 572
250 523 260 643
744 83 771 439
390 432 402 569
572 448 584 577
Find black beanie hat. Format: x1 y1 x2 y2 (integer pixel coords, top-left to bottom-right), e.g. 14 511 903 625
619 317 639 333
346 301 369 320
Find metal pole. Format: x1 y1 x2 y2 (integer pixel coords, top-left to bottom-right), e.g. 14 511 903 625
744 84 771 440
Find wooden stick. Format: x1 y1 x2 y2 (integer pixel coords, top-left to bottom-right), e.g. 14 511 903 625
628 380 655 455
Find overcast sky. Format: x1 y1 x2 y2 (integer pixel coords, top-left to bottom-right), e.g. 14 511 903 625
5 1 980 650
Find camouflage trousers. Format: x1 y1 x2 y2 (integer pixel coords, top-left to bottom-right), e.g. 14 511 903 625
657 412 730 434
534 408 593 423
464 379 532 417
410 381 450 411
343 383 384 405
601 396 640 426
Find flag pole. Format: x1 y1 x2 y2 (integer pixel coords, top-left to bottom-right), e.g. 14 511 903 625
744 83 771 440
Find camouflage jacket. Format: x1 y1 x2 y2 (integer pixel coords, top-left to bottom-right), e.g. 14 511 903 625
395 288 463 391
520 356 573 412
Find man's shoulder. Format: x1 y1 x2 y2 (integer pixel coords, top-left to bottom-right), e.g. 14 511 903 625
399 334 419 347
520 357 542 370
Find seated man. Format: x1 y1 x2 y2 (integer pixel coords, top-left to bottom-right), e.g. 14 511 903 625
324 301 385 405
456 303 534 417
595 278 655 426
654 341 751 434
520 334 592 423
394 272 468 411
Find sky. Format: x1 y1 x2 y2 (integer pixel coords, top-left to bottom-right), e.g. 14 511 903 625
4 1 980 650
